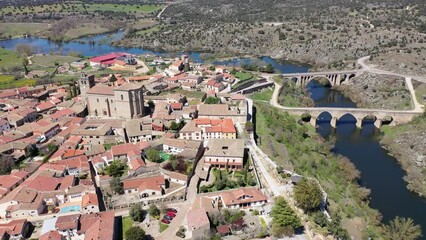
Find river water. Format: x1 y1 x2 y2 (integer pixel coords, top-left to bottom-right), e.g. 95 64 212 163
1 33 425 238
308 80 426 238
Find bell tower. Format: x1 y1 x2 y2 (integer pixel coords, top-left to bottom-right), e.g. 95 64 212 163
78 73 95 98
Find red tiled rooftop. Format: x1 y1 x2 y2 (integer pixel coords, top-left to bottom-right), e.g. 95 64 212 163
86 85 114 95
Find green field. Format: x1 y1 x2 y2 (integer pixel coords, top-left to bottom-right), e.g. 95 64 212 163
0 3 163 14
0 75 36 90
0 49 22 69
122 216 134 240
0 23 49 38
250 89 273 102
63 24 110 41
136 26 160 35
31 55 81 67
234 71 253 81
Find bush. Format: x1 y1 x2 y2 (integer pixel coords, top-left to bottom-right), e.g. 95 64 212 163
105 160 126 177
294 178 323 213
125 226 147 240
146 148 162 163
110 177 124 194
205 96 221 104
130 204 146 222
148 205 160 218
270 196 301 237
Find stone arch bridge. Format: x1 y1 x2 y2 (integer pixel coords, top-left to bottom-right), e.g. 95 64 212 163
283 107 420 128
281 70 361 87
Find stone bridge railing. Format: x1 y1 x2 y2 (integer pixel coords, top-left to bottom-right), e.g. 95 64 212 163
281 70 361 87
280 107 421 128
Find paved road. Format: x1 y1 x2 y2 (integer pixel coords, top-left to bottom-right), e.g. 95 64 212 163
357 56 426 83
156 159 205 239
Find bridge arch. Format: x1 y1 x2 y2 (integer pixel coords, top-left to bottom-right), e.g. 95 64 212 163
305 76 332 88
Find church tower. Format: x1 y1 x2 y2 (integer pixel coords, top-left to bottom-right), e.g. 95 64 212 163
78 73 95 98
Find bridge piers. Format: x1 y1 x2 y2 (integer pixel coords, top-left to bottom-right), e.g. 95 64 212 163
374 119 382 129
356 119 363 128
310 117 317 127
330 117 337 128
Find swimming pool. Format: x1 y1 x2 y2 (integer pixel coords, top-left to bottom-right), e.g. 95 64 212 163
60 205 81 213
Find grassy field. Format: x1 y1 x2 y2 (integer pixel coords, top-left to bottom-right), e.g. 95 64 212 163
122 216 134 239
136 26 161 35
249 89 273 102
234 71 253 81
0 49 22 69
0 75 36 90
159 222 169 233
31 55 81 67
0 23 49 38
0 3 163 14
63 24 110 41
132 19 158 30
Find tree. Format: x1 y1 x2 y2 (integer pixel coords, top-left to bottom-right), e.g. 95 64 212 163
109 74 117 82
130 204 146 222
245 121 253 131
270 196 301 237
264 63 274 73
327 214 349 239
148 205 160 218
147 100 155 109
293 178 322 212
16 44 33 57
146 148 162 163
169 121 179 131
383 217 422 240
105 160 126 177
0 154 14 175
204 96 220 104
125 226 147 240
110 177 124 194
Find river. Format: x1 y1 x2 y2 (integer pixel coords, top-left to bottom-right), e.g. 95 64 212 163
308 80 426 238
1 33 425 238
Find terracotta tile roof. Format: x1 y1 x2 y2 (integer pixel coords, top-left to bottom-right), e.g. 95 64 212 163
130 157 146 170
55 155 90 171
81 193 99 208
39 163 67 173
187 208 210 230
50 108 76 120
220 188 267 206
170 102 183 110
86 85 114 95
205 139 244 158
62 149 85 159
111 143 140 157
55 214 80 231
59 175 75 190
78 211 115 239
39 230 63 240
0 219 27 236
122 175 165 192
25 175 61 192
36 101 55 112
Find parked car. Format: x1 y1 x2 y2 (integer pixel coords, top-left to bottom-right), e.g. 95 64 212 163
166 208 177 213
161 218 170 224
166 212 176 217
164 215 173 221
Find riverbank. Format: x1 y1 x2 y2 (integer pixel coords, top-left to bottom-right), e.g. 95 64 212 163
253 100 382 239
334 72 412 110
380 113 426 198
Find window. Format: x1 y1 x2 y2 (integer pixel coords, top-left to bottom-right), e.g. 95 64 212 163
97 98 99 103
111 100 113 103
121 94 124 100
